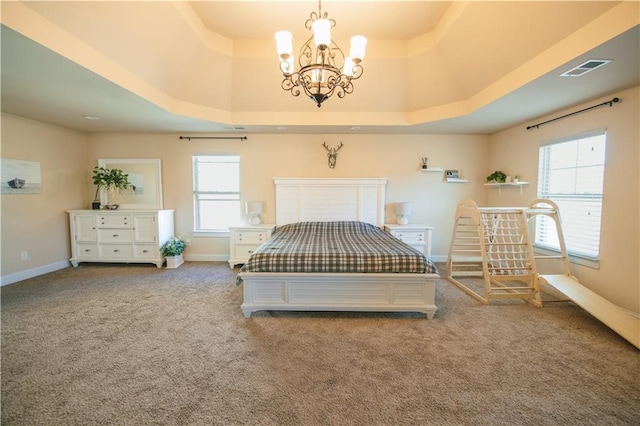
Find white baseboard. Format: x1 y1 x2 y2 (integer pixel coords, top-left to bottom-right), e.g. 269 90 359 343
1 260 70 286
184 254 229 262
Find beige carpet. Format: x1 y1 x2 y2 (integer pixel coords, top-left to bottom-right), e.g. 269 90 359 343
2 262 638 425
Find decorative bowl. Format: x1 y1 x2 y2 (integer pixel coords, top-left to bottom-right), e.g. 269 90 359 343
104 204 119 210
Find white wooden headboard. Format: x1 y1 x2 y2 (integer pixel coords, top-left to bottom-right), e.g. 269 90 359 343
274 178 388 226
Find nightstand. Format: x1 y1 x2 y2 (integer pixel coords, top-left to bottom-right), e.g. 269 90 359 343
228 224 275 268
383 224 433 258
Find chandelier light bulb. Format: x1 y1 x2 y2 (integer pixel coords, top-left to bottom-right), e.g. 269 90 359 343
343 57 355 77
312 19 332 48
275 31 293 58
350 35 367 62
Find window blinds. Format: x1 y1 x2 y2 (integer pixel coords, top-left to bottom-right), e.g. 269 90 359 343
536 131 606 259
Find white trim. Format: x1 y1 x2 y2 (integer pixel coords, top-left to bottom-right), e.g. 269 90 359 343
539 127 606 147
534 245 600 270
192 230 231 238
1 260 70 286
184 254 228 262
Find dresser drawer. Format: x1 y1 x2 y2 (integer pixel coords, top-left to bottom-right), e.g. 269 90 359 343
134 245 157 259
234 231 268 244
99 244 133 258
75 243 98 259
98 229 133 243
98 214 131 228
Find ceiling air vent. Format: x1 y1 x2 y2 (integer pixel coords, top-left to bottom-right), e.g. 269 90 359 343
561 59 611 77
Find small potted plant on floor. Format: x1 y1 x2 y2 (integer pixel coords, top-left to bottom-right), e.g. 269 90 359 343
92 166 134 209
161 236 186 269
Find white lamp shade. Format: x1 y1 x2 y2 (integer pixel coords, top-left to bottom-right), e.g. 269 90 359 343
394 202 412 216
275 31 293 58
246 201 264 215
312 19 332 47
349 35 367 61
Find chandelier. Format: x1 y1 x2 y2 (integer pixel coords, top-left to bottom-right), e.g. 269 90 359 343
275 0 367 107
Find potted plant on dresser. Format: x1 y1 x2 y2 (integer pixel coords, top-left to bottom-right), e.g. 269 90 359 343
161 236 186 269
91 166 134 209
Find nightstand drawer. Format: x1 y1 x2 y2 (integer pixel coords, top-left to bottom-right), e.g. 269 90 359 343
391 231 424 244
235 244 261 258
384 224 433 258
234 231 268 244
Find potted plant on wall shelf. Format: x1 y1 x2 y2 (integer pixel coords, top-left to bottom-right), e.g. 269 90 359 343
486 170 507 183
91 166 134 209
161 236 186 269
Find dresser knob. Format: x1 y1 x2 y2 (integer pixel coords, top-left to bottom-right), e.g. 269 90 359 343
113 234 119 237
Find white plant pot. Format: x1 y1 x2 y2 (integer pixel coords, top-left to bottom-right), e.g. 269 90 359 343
165 253 184 269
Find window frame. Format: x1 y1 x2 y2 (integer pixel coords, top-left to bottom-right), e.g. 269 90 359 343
535 128 607 268
192 154 241 235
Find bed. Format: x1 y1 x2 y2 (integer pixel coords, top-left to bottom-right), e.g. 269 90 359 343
238 178 440 318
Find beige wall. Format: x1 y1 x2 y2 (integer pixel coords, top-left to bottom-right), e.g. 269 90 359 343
85 133 489 260
1 113 87 278
489 86 640 312
2 86 638 315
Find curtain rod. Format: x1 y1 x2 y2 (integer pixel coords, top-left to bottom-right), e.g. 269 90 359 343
526 97 620 130
179 136 247 141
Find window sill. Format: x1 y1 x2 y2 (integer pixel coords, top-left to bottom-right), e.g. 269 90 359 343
533 245 600 270
193 230 230 238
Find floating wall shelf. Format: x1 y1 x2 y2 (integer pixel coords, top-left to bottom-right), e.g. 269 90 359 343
485 182 529 194
420 168 444 172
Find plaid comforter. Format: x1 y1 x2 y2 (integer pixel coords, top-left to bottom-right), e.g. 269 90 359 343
239 221 438 274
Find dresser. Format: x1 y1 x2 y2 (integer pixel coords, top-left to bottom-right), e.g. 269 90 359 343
384 224 433 258
68 209 174 268
228 224 276 268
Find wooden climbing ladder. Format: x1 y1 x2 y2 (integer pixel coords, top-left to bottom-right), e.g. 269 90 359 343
446 199 541 307
446 198 639 348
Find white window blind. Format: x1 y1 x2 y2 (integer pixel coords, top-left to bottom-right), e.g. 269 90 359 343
536 130 606 259
193 155 240 232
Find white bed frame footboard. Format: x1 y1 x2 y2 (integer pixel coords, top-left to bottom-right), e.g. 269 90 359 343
239 178 439 318
241 272 438 318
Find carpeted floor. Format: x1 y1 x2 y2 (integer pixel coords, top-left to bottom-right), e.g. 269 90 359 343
2 262 639 425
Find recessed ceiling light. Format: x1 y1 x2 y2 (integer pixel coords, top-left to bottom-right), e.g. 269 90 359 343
350 126 361 131
82 115 100 120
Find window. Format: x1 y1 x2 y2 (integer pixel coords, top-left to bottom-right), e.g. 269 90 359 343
193 155 240 232
536 130 606 260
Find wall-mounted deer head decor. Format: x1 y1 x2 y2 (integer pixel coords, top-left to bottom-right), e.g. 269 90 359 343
322 142 344 169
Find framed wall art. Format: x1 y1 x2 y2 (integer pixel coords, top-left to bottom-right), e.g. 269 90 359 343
1 158 42 194
98 158 163 209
